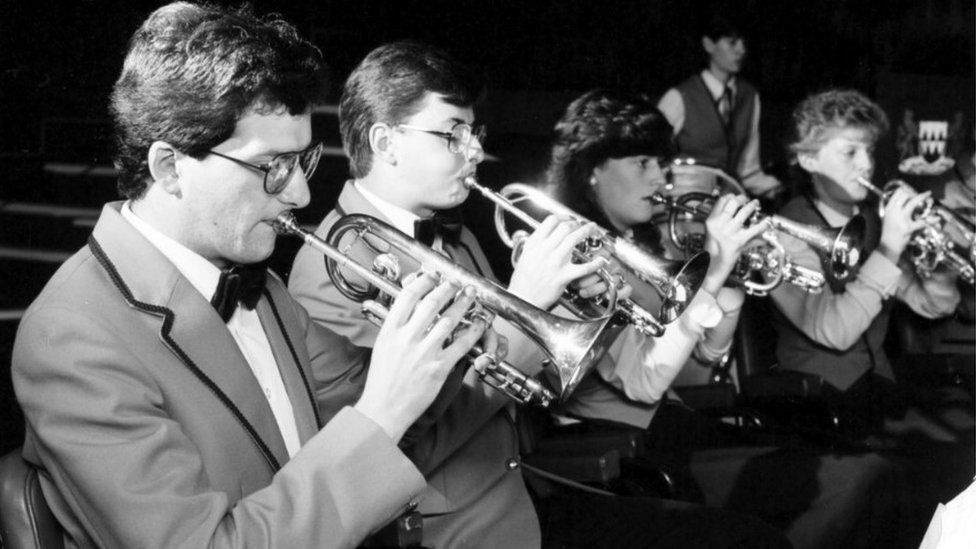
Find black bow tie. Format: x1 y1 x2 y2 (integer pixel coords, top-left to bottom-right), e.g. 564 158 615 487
210 264 267 322
414 208 464 246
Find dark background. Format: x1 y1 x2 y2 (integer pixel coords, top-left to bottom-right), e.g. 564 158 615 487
1 0 973 453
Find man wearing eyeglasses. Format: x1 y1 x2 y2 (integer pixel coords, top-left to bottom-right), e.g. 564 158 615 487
286 41 624 548
11 5 496 548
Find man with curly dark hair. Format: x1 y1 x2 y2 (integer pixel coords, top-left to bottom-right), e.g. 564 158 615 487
12 3 494 547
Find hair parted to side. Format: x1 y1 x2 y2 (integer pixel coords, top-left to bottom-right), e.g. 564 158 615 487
790 89 889 156
111 1 328 199
338 40 485 179
546 89 675 237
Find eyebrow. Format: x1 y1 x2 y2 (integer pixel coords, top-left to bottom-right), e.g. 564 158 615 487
447 117 473 128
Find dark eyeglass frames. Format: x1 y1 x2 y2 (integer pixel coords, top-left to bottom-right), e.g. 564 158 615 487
398 123 486 158
208 142 324 195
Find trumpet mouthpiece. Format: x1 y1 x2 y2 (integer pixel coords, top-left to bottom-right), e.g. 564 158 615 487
855 177 884 197
273 212 299 235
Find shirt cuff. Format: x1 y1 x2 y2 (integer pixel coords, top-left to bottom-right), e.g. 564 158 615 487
678 291 723 334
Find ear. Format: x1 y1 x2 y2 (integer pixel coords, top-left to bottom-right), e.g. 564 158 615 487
147 141 183 196
796 152 819 173
589 166 603 186
702 36 716 56
368 123 397 166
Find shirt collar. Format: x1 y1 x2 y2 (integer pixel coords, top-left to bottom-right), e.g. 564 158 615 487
813 198 860 227
121 201 223 301
354 180 424 237
700 69 737 100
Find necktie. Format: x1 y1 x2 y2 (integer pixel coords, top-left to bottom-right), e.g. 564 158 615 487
413 208 464 246
210 264 267 322
717 85 733 127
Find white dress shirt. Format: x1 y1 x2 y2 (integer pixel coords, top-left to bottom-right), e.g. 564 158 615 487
657 70 781 196
121 202 302 457
355 180 445 250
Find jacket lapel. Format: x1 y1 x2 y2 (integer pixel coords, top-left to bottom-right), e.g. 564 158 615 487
336 182 423 273
90 203 290 470
254 295 320 444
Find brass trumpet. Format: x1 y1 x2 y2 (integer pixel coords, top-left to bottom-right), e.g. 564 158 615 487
463 178 710 337
856 177 975 284
650 192 866 295
275 212 622 406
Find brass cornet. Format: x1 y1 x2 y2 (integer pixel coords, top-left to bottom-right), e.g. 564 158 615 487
275 212 623 406
650 192 866 295
463 178 710 337
856 177 975 284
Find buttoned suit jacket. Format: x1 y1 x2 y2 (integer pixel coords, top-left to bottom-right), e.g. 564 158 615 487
12 203 426 549
289 181 544 548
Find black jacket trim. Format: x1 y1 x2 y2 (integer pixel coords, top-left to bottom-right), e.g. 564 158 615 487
88 235 282 473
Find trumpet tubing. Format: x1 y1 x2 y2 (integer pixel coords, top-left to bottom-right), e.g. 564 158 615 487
466 178 710 336
856 177 975 284
274 212 621 405
649 192 858 294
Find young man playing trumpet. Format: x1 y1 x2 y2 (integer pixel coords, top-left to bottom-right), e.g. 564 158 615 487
11 4 494 547
290 42 790 548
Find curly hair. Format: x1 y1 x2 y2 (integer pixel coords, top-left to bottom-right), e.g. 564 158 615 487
545 89 675 238
789 89 889 156
338 41 485 179
111 2 328 199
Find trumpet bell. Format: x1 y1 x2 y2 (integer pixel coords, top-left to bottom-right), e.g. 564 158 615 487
830 214 865 281
326 213 620 403
613 237 709 323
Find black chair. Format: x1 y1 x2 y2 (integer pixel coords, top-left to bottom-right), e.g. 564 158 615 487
0 448 64 549
731 296 851 446
516 404 682 499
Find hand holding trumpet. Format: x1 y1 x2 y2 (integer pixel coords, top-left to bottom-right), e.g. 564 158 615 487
507 215 612 310
702 194 772 291
357 273 504 442
878 186 932 263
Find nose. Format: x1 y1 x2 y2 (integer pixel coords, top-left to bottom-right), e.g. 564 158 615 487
733 38 747 55
463 132 486 165
278 168 311 209
648 161 667 187
854 148 874 175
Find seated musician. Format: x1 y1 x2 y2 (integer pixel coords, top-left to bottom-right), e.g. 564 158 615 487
545 88 903 549
289 42 790 548
10 4 496 547
769 89 964 441
770 90 974 538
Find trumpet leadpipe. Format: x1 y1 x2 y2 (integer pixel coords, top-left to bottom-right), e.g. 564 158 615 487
273 212 558 407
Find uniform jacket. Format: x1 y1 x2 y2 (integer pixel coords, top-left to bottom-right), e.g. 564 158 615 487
289 181 544 548
12 203 426 549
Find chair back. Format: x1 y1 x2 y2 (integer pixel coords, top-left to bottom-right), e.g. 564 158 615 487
0 449 64 549
733 295 780 378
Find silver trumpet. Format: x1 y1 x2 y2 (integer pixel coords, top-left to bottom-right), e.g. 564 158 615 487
464 178 710 337
650 192 866 295
275 212 623 406
856 177 975 284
